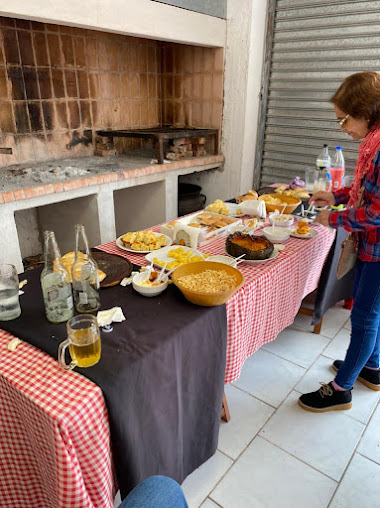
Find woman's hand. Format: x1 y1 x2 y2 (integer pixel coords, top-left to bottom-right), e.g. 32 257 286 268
309 191 335 207
313 210 331 227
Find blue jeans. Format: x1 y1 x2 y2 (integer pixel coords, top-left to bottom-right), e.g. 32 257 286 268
335 259 380 390
118 476 188 508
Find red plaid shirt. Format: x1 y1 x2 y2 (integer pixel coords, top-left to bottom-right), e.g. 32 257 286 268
328 151 380 262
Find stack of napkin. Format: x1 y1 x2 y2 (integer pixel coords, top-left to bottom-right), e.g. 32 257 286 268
239 200 266 218
97 307 126 327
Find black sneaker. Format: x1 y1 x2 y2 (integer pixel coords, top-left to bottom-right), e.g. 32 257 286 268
298 382 352 412
333 360 380 391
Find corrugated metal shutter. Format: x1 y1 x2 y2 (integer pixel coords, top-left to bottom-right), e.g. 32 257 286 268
259 0 380 187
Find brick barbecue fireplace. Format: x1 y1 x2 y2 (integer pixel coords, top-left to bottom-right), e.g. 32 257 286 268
0 17 223 167
0 1 267 273
0 13 225 271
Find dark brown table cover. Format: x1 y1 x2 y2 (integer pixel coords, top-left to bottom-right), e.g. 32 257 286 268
0 266 227 499
310 227 354 324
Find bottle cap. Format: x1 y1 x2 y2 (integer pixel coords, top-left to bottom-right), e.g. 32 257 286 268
336 146 342 149
323 144 328 147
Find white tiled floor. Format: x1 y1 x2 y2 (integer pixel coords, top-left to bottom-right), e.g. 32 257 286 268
181 304 380 508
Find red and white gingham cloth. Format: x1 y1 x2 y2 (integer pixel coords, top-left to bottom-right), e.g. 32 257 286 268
0 329 117 508
100 220 335 383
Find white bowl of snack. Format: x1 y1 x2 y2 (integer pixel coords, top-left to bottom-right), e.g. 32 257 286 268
269 213 294 228
262 226 290 243
132 271 168 297
207 255 237 268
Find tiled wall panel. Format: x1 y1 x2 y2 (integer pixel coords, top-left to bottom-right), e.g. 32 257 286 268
0 18 162 167
161 43 224 132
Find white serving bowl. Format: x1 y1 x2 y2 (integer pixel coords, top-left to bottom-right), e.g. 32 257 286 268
269 213 294 228
207 255 237 268
262 226 290 243
132 272 168 297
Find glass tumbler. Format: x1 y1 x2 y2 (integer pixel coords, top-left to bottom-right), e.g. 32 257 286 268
313 172 329 193
0 264 21 321
304 167 318 192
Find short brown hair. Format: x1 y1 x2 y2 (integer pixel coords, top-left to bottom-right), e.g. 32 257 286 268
330 72 380 128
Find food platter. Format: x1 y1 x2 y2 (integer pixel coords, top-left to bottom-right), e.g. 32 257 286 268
224 246 279 264
290 227 318 239
145 245 205 269
116 233 173 254
258 186 311 200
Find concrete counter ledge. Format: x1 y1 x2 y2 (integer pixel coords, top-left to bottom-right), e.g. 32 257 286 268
0 152 224 272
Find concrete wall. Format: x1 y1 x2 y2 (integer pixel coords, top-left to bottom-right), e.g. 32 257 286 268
152 0 226 19
0 0 226 47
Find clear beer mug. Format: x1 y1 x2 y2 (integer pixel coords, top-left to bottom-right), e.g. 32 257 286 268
59 314 101 370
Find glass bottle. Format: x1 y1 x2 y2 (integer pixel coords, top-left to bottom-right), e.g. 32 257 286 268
72 224 100 313
316 144 331 171
315 144 332 190
41 231 74 323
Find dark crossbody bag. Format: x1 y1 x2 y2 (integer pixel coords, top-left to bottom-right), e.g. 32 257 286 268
336 186 364 280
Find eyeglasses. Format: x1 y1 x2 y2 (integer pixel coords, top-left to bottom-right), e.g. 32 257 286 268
337 114 349 127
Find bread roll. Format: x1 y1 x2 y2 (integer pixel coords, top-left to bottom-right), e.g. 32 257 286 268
236 190 258 203
61 251 106 283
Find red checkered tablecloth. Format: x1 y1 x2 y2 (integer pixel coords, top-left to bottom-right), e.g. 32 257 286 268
0 329 117 508
99 220 335 384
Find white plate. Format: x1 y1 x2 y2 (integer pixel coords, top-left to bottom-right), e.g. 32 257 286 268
290 227 318 239
116 233 173 254
224 247 279 264
145 245 204 268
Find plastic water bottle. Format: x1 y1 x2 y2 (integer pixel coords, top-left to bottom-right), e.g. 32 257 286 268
316 144 331 171
330 147 345 190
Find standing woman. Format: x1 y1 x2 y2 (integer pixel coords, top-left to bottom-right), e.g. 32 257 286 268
299 71 380 412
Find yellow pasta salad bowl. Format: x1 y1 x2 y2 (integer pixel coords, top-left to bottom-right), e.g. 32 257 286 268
171 261 244 307
258 194 301 214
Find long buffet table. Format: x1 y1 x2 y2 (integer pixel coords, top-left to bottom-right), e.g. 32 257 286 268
99 219 335 383
0 215 336 508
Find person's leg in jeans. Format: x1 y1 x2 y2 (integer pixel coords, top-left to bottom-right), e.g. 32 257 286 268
118 476 188 508
335 260 380 389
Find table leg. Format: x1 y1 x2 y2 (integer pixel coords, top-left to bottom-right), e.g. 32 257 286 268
313 318 323 334
221 392 230 422
297 307 323 334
